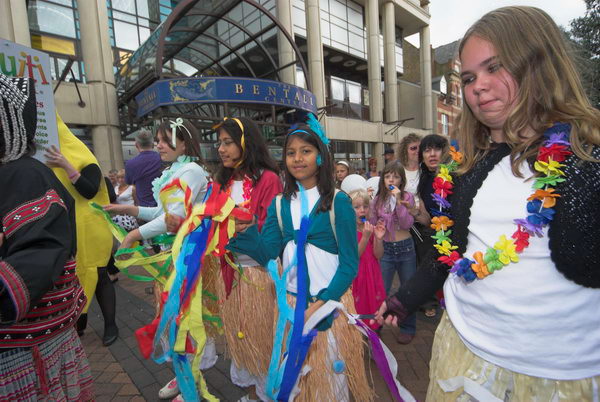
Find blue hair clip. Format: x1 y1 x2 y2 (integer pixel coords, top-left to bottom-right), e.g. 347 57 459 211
316 154 322 166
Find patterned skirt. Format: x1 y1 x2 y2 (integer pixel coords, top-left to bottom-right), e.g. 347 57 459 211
428 312 600 401
0 327 93 402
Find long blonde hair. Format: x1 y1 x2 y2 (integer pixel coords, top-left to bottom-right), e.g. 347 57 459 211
455 6 600 176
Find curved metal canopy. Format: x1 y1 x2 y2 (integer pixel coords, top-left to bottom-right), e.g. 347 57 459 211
116 0 309 107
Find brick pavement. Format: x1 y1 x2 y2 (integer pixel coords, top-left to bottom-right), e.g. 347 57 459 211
82 266 440 401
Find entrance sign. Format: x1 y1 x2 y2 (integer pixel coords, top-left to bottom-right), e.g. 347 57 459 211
136 77 317 117
0 39 59 163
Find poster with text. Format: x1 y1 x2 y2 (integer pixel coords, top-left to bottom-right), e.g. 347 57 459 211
1 39 58 163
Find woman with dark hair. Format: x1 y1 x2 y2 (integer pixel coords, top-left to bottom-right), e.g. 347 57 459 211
229 121 372 401
0 74 93 400
205 117 282 402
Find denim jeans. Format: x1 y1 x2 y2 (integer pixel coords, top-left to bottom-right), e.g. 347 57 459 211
380 238 417 335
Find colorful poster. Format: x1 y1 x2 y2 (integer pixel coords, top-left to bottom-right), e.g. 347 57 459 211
0 39 59 163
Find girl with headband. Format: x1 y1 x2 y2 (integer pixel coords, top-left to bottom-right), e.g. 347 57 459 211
375 6 600 400
207 117 282 402
104 118 213 401
229 117 372 401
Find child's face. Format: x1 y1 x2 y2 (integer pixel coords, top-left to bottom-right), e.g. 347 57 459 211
384 172 402 188
156 130 185 162
460 35 518 141
335 164 349 182
286 136 319 188
352 198 368 220
217 128 242 168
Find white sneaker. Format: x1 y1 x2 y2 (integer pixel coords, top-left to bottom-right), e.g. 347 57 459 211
238 395 259 402
172 394 184 402
158 378 179 400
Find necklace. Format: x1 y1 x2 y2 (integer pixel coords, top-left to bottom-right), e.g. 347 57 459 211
432 123 572 282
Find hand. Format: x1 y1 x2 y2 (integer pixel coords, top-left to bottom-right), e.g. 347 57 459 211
362 221 374 238
165 213 184 233
44 146 70 169
116 234 136 260
104 204 132 215
304 300 325 324
234 207 255 233
371 301 399 327
374 221 386 240
389 185 401 198
0 233 4 247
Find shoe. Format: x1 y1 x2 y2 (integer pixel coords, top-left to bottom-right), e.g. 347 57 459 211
102 325 119 346
238 395 259 402
159 378 179 400
171 395 184 402
425 308 437 318
395 332 414 345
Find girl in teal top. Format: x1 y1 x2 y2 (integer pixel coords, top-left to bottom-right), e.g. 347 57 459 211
229 123 373 402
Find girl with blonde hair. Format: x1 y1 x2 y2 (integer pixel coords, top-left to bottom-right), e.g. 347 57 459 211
376 6 600 400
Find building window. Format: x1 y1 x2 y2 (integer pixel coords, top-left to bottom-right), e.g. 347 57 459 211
441 113 449 135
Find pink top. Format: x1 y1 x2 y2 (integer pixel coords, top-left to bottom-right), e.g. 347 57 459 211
369 192 415 242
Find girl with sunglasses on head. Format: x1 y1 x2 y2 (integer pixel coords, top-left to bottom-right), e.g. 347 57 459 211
375 6 600 400
229 118 372 402
209 117 282 402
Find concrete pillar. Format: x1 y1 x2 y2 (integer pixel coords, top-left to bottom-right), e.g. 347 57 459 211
366 0 382 123
420 25 433 130
77 0 123 171
383 2 398 123
276 0 296 86
0 0 31 46
305 0 326 108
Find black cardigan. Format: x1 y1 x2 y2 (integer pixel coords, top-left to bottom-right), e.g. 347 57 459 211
393 141 600 314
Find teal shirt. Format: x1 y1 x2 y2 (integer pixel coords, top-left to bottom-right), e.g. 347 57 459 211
228 191 358 302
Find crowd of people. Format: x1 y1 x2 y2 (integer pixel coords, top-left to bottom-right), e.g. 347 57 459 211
0 5 599 401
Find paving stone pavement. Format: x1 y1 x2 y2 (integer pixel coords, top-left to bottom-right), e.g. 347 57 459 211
83 266 440 401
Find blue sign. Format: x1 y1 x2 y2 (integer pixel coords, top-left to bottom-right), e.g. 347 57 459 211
136 77 317 117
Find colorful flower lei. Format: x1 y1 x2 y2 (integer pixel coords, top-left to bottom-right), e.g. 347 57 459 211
432 124 572 282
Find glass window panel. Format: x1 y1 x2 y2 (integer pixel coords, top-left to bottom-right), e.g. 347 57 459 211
321 19 330 39
29 1 76 38
329 0 346 18
111 0 136 14
348 32 363 51
349 47 363 58
331 77 345 100
52 0 73 5
139 17 149 27
330 24 348 46
173 59 197 76
330 15 346 29
139 27 150 43
136 0 149 18
296 67 305 89
113 10 137 23
292 6 306 29
114 20 139 50
347 7 362 27
347 80 361 104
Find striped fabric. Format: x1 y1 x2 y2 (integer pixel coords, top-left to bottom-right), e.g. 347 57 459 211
0 327 93 401
2 189 66 239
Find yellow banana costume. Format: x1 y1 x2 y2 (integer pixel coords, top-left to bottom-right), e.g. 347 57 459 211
51 114 113 311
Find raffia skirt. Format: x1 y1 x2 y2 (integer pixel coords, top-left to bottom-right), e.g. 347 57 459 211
214 260 275 377
281 292 373 402
0 327 93 402
428 312 600 401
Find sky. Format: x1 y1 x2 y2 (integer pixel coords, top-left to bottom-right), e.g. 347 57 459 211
405 0 588 48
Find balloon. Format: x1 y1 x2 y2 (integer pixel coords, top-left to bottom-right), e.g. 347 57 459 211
341 174 367 193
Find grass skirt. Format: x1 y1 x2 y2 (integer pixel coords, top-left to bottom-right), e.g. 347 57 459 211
215 261 275 377
282 292 373 402
428 312 600 401
0 327 93 401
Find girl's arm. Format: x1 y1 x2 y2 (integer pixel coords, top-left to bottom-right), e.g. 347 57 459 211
373 221 385 259
316 193 358 302
357 222 373 257
227 197 284 265
395 192 415 229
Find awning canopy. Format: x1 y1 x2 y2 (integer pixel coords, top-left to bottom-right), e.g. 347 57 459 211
116 0 309 110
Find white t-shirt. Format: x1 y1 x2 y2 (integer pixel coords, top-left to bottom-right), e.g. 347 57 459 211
283 186 339 296
230 180 260 268
115 185 135 205
444 155 600 380
404 168 420 196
